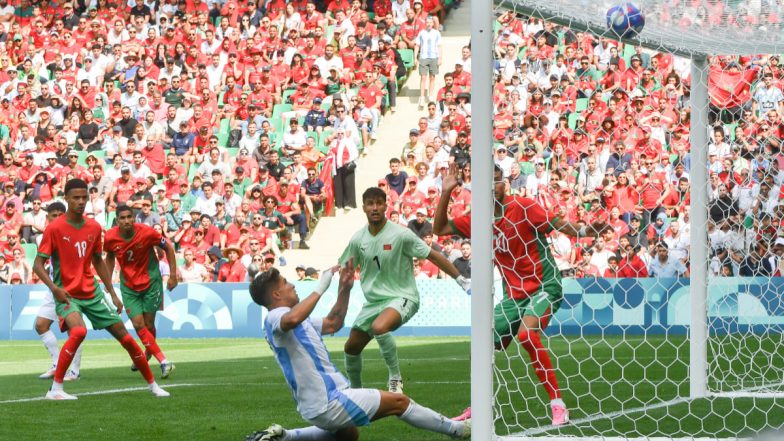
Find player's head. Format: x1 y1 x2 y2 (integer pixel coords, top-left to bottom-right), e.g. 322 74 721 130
63 178 89 215
45 201 66 222
362 187 387 224
493 165 505 202
250 267 297 308
116 204 135 232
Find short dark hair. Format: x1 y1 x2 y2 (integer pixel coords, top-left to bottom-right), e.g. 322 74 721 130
116 204 134 217
64 178 88 195
45 202 66 213
389 157 401 165
249 268 281 307
362 187 387 203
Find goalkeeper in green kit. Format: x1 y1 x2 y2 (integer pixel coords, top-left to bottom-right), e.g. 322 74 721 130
340 187 470 394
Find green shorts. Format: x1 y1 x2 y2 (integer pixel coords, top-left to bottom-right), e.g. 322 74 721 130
120 281 164 318
56 286 122 332
352 297 419 335
493 290 562 347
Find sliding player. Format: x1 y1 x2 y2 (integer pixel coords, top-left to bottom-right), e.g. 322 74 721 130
246 261 470 441
433 165 605 426
34 202 82 381
339 187 470 394
104 204 178 378
33 179 168 400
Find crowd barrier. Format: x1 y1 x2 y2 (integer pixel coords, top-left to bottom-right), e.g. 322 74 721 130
2 278 783 339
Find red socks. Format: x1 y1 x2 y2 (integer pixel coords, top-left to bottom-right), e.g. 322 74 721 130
120 333 155 384
138 327 165 362
53 327 87 383
518 329 562 400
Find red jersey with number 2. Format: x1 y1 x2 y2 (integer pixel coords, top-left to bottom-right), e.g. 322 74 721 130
104 223 165 292
451 196 556 300
38 216 103 300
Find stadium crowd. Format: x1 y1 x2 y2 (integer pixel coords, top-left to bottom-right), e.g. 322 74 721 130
372 9 784 280
0 2 783 284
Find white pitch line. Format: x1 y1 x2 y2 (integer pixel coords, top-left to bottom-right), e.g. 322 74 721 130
520 397 691 437
520 380 784 437
0 380 472 404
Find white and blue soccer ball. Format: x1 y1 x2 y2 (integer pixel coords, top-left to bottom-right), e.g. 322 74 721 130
606 2 645 39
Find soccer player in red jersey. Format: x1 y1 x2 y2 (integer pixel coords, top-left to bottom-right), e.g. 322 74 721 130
434 166 605 426
33 179 169 400
104 204 179 378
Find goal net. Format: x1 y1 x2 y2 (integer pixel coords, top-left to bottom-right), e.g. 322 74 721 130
469 0 784 439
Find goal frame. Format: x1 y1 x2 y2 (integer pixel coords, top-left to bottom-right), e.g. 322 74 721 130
469 3 720 440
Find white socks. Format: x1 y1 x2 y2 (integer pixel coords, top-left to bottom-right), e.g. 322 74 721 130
283 427 335 440
71 344 84 374
551 398 565 408
399 399 466 437
40 330 59 365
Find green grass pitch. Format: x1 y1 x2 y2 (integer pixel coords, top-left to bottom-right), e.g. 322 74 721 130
0 336 781 440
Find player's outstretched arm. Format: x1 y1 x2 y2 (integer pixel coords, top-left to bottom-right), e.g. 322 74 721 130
280 265 339 332
433 165 461 237
105 251 116 283
321 258 355 335
33 255 70 305
163 240 179 291
93 253 123 313
552 217 607 238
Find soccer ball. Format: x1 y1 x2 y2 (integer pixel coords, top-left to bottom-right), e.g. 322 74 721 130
606 2 645 39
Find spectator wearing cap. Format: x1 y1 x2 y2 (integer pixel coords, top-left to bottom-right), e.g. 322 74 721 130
401 128 426 163
400 175 427 214
135 198 161 226
494 145 514 177
218 245 247 282
110 164 136 204
128 177 154 210
304 98 328 133
408 207 433 239
330 127 359 212
172 120 196 165
330 102 361 146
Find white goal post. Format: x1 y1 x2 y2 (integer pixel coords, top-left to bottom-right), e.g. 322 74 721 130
469 1 784 440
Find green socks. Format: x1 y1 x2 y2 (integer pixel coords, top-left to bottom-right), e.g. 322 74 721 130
375 332 401 379
344 353 363 388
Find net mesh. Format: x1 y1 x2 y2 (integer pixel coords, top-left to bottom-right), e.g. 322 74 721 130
483 0 784 439
494 0 784 57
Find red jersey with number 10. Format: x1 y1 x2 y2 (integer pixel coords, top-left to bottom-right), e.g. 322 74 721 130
37 216 103 300
104 223 165 292
451 196 561 300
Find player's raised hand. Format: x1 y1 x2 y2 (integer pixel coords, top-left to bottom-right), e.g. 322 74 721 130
441 163 461 193
110 293 124 314
339 258 355 291
589 221 609 236
315 265 340 295
52 286 71 307
167 277 178 292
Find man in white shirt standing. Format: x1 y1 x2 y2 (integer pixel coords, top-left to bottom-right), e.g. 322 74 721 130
414 16 442 109
245 262 470 441
331 128 359 213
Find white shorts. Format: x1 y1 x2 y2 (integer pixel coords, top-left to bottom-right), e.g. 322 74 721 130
37 291 57 322
307 388 381 431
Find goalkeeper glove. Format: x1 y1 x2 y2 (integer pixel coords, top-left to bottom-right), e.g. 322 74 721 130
456 275 471 294
314 268 335 295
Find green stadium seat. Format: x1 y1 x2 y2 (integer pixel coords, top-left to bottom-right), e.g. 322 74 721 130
282 89 296 104
575 98 589 112
399 49 415 70
568 112 578 129
76 151 89 167
22 243 37 268
226 147 239 158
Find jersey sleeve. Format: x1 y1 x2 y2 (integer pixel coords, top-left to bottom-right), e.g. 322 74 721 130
142 224 165 249
403 228 432 259
339 238 356 265
265 307 291 336
38 223 56 258
310 317 324 335
450 215 471 238
522 198 554 233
